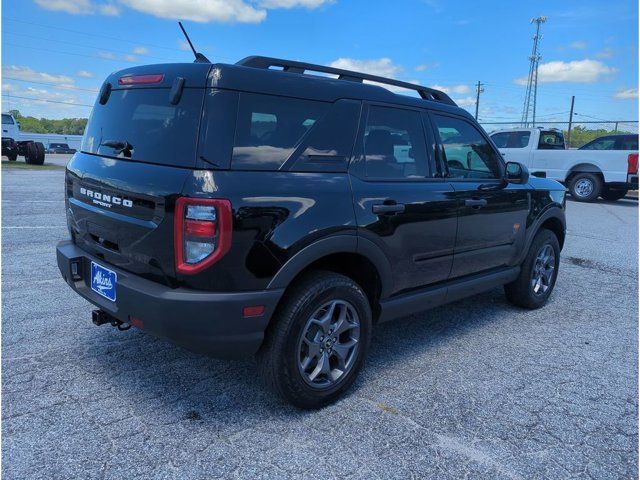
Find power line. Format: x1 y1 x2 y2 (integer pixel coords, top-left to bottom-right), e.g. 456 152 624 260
4 77 99 93
2 93 93 107
4 42 139 64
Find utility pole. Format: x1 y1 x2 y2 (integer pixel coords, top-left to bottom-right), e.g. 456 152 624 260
521 16 547 127
474 81 484 120
567 95 575 147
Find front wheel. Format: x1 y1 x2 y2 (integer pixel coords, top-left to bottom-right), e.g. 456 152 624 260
505 229 560 309
569 172 602 202
258 271 372 409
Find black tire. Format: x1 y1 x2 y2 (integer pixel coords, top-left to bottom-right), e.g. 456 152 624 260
569 172 602 202
7 151 17 161
33 142 45 165
258 271 372 409
24 142 38 165
505 229 560 309
600 187 628 201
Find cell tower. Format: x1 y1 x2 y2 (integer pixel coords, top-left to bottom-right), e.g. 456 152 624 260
521 16 547 127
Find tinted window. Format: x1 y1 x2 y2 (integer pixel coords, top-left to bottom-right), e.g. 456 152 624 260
580 137 615 150
2 114 14 125
538 130 565 149
491 131 531 148
432 114 502 179
287 100 361 173
83 88 203 167
232 93 328 170
617 135 638 150
363 106 428 179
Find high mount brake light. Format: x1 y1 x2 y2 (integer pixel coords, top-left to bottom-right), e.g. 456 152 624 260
118 74 164 86
174 198 232 275
628 153 638 175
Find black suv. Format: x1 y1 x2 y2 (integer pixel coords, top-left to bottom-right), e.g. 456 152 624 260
56 57 566 408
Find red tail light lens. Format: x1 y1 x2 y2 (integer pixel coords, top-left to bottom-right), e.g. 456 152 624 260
628 153 638 174
174 198 232 274
118 74 164 86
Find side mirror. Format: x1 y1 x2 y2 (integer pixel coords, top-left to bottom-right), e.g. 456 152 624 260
505 161 529 184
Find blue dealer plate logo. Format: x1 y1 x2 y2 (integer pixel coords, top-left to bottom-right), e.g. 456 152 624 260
91 261 117 302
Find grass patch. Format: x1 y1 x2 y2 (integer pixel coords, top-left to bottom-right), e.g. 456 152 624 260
2 160 64 170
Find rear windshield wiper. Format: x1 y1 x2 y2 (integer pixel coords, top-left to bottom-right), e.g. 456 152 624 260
100 140 133 158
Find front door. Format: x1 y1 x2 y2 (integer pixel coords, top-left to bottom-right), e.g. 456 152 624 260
349 104 458 294
429 112 530 279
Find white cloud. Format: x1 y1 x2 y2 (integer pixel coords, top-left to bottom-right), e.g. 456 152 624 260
178 39 191 51
77 70 93 78
124 55 138 62
259 0 332 8
453 96 476 107
97 51 117 60
614 88 638 100
430 84 470 94
119 0 266 23
98 2 120 15
132 46 149 55
514 59 616 84
415 64 429 72
34 0 93 14
35 0 120 15
569 41 587 49
597 48 615 59
2 65 74 85
329 58 402 79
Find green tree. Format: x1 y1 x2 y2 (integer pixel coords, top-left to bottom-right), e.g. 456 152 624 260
7 110 88 135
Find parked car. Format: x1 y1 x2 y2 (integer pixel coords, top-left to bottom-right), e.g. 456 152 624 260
579 134 639 151
1 113 46 165
490 128 638 202
57 57 566 408
47 143 77 154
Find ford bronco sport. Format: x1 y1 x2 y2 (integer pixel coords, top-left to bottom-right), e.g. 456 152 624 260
56 56 566 408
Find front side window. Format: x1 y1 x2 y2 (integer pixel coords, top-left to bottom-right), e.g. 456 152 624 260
363 106 428 179
432 114 502 179
2 114 14 125
491 131 531 149
232 93 328 170
580 137 615 150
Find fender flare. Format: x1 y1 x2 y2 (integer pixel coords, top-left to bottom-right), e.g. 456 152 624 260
516 206 566 264
267 234 393 298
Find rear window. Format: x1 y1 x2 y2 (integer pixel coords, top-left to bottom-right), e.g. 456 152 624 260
82 88 204 167
538 130 565 150
232 93 329 170
2 114 14 125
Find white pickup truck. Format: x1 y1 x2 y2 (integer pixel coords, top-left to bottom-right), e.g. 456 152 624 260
490 128 638 202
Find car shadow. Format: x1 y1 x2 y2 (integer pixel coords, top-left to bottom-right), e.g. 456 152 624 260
567 196 638 207
85 287 513 422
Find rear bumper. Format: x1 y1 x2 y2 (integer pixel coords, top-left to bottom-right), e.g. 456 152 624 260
56 240 284 358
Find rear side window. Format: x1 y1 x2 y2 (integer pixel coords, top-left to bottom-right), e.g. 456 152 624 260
538 130 565 149
232 93 329 170
83 88 204 167
491 131 531 148
363 106 429 179
432 114 502 179
617 135 639 150
580 137 615 150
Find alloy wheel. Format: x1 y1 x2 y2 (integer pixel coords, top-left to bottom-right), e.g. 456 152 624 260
531 244 555 296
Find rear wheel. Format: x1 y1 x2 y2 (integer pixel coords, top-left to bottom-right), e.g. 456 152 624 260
24 142 38 165
600 187 628 201
7 151 17 161
505 229 560 309
569 172 602 202
258 271 372 409
33 142 45 165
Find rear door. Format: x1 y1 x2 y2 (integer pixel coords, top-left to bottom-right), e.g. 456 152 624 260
350 103 457 295
430 112 530 279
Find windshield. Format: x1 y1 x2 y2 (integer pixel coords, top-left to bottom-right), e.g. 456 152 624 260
2 114 14 125
82 88 203 167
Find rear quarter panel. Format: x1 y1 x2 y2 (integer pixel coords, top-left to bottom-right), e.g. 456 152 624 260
180 170 356 291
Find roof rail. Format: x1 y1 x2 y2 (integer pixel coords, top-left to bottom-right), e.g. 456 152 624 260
236 56 457 107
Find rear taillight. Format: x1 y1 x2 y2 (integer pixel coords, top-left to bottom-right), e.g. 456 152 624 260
628 153 638 174
174 197 232 274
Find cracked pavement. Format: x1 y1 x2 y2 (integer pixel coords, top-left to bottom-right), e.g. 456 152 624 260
2 167 638 479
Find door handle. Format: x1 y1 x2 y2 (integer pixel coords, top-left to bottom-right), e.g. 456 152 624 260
372 203 405 215
465 198 487 209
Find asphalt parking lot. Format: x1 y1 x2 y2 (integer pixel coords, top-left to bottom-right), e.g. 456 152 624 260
2 162 638 479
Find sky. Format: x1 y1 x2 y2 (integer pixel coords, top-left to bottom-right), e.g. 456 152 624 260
2 0 638 127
